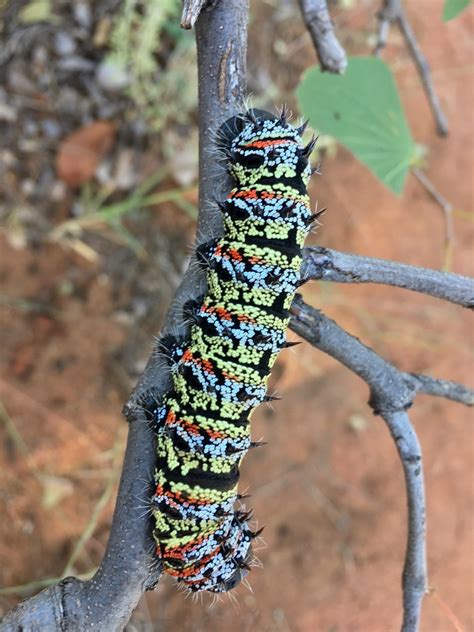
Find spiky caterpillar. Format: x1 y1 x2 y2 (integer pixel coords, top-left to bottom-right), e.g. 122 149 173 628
148 108 315 593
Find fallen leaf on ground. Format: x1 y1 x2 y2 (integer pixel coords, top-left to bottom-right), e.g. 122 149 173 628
56 121 116 187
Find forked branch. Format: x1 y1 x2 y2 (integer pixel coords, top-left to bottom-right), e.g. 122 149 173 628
289 295 472 632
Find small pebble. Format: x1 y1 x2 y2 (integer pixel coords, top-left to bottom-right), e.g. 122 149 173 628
114 149 137 190
32 45 48 68
21 179 35 196
73 1 92 29
129 118 148 138
24 119 39 136
51 180 67 202
97 102 121 120
131 298 149 320
57 56 95 72
18 139 41 153
96 58 129 92
7 68 37 97
54 32 77 56
71 201 85 218
41 118 62 139
36 167 56 197
113 311 135 327
56 87 84 115
0 102 17 122
0 150 17 167
95 160 113 185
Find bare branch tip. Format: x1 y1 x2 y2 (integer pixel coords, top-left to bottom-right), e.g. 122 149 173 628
181 0 207 30
298 0 348 75
375 0 449 137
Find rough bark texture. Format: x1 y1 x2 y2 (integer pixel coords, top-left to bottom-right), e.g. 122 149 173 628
301 246 474 308
297 0 347 73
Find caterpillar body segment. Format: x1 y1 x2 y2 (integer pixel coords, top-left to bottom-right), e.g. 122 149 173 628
149 108 314 592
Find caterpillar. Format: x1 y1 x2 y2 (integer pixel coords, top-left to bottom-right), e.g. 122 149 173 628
147 108 315 593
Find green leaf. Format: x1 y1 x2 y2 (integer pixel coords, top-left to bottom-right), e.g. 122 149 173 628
296 56 417 195
443 0 471 21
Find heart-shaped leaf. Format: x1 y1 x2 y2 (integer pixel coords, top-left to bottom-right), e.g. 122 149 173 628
296 56 417 195
443 0 471 21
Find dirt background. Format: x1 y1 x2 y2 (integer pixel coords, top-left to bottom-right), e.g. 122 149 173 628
0 1 473 631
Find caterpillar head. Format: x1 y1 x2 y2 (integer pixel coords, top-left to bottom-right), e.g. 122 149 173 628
219 109 313 187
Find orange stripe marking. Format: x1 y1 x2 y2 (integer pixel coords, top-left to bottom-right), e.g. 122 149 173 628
227 248 243 262
244 139 292 149
166 545 222 579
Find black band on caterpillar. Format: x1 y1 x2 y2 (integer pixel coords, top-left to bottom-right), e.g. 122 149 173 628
148 107 314 593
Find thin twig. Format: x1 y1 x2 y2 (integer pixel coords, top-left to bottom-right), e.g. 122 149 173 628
396 4 449 136
301 246 473 308
374 0 449 136
181 0 208 29
297 0 347 73
428 589 466 632
412 168 454 271
374 0 399 56
410 374 474 406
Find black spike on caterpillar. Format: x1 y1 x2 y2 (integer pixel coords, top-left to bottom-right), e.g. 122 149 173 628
147 108 316 593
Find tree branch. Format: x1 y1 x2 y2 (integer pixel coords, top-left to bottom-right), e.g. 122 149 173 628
390 410 428 632
181 0 208 29
0 2 249 630
374 0 449 136
301 246 474 309
388 411 427 632
395 4 449 136
410 374 474 406
297 0 347 73
288 294 472 632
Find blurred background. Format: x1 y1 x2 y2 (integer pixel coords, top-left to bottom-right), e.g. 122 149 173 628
0 1 472 630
